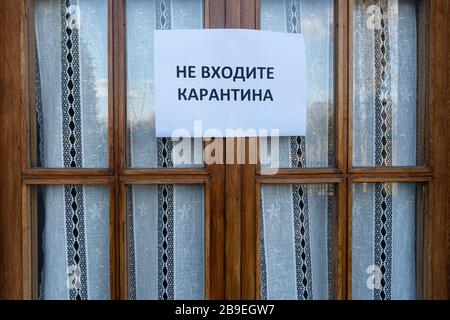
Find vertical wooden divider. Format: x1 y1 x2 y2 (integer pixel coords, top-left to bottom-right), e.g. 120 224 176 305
240 0 258 300
205 0 227 300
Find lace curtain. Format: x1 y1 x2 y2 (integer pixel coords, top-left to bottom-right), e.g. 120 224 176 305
352 183 418 300
352 0 420 300
259 0 337 300
34 0 420 301
127 0 204 169
35 0 206 301
260 184 337 300
260 0 335 169
353 0 418 166
35 0 110 300
126 0 205 300
260 0 420 300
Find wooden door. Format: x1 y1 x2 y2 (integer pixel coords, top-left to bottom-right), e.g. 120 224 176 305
0 0 449 300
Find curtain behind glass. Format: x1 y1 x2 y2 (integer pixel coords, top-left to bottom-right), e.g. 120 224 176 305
127 185 205 300
37 185 110 300
126 0 206 300
352 183 418 300
35 0 109 169
353 0 418 167
351 0 420 301
258 0 336 301
260 0 335 169
260 184 337 300
127 0 204 169
34 0 110 300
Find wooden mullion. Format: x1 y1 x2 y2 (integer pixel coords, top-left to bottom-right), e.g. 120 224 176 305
109 0 118 302
238 0 259 301
258 168 343 176
114 0 125 300
22 178 114 185
416 183 427 299
23 0 35 171
22 169 114 179
108 183 117 300
208 160 226 299
115 0 125 300
120 168 209 176
108 0 115 171
417 0 430 167
118 181 127 300
204 182 212 299
254 180 262 299
349 176 432 183
334 0 349 300
337 178 348 300
120 177 209 185
346 181 353 299
223 0 243 301
205 0 227 300
225 139 242 300
241 137 258 299
337 0 349 174
347 0 354 171
21 184 32 300
350 167 433 175
257 176 344 184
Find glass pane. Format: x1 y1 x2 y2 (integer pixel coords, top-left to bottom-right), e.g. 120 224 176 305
36 185 110 300
34 0 109 168
259 184 337 300
259 0 336 169
126 0 205 168
352 183 423 300
352 0 423 167
127 184 205 300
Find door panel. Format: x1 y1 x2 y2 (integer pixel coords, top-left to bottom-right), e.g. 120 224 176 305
0 0 447 301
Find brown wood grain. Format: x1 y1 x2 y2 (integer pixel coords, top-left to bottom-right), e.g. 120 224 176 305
116 0 126 300
225 139 242 299
205 0 227 300
337 180 347 299
0 0 448 301
0 0 25 300
427 0 449 300
447 2 450 299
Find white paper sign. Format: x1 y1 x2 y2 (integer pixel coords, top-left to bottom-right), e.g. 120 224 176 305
154 29 307 137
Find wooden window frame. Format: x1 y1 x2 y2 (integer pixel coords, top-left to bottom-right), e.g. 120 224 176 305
0 0 448 300
233 0 449 300
18 0 227 300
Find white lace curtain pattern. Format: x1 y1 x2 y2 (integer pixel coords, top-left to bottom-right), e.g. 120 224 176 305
352 183 418 300
353 0 418 167
35 0 206 301
260 0 335 169
126 0 206 300
352 0 419 300
260 184 337 300
34 0 420 301
259 0 337 300
35 0 110 300
260 0 419 300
